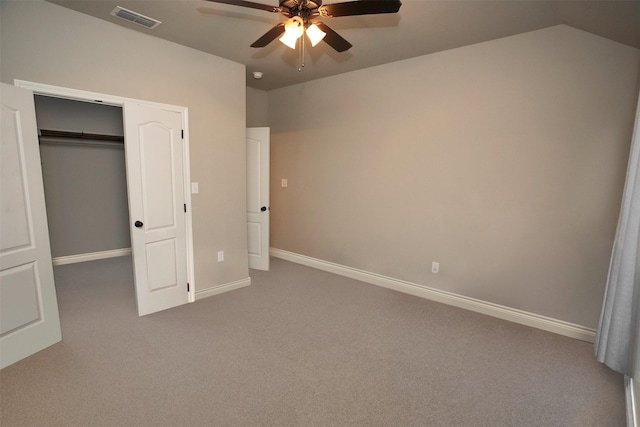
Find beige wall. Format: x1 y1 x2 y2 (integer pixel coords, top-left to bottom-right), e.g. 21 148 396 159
247 87 269 127
1 0 249 292
268 25 640 328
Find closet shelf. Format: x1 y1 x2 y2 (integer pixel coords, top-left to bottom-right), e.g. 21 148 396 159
39 129 124 143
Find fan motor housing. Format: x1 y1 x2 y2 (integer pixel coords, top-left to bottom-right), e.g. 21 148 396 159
280 0 322 8
280 0 322 19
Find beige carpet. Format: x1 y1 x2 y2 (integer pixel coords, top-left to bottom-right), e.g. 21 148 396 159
1 256 625 426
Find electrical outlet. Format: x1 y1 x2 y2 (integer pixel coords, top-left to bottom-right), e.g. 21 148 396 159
431 262 440 274
217 251 224 262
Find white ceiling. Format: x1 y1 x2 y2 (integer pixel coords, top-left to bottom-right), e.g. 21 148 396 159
48 0 640 91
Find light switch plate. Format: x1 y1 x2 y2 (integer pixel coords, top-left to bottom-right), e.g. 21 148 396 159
191 182 199 194
281 179 288 188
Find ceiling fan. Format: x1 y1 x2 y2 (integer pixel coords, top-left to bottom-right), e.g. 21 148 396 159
204 0 402 53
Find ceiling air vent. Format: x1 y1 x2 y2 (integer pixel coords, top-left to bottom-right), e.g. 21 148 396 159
110 6 161 29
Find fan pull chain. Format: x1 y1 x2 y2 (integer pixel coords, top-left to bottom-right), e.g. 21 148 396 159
299 32 305 72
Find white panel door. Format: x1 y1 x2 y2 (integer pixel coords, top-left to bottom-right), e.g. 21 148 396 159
0 83 62 368
124 103 188 316
246 127 270 271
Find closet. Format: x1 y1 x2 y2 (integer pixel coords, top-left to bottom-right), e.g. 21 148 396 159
34 95 130 262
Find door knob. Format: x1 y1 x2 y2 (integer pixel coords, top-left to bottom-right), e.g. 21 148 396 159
261 206 267 212
134 220 144 228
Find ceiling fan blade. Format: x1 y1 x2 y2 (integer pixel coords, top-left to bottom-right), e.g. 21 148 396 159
204 0 280 13
250 23 286 47
315 22 352 52
318 0 401 18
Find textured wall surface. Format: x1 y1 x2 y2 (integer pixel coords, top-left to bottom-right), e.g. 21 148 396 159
268 25 640 328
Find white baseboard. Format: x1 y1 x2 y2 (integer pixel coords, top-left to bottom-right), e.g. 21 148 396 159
194 277 251 301
52 248 132 266
270 248 596 343
628 376 638 427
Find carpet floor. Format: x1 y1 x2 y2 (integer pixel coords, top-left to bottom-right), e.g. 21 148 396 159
0 256 625 426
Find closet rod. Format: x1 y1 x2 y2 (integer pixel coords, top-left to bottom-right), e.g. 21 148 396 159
39 129 124 142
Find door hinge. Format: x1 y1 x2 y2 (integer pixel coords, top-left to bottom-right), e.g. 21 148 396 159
187 282 190 292
181 129 184 139
184 203 187 213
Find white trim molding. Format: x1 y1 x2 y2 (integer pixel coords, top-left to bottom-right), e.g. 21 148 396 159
628 376 638 427
270 248 597 343
194 277 251 301
52 248 132 266
15 79 183 111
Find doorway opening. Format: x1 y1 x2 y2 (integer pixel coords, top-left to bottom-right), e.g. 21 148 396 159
35 95 132 267
33 95 138 315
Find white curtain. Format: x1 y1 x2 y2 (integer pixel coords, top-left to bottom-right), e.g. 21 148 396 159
595 94 640 380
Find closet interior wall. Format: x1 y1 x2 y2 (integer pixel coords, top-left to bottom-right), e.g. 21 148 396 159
34 95 131 259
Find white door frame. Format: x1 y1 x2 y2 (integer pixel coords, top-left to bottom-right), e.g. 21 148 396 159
14 80 196 303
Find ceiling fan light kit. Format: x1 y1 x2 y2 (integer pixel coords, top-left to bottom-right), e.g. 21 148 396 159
206 0 402 69
279 17 325 49
305 23 326 47
279 16 304 49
